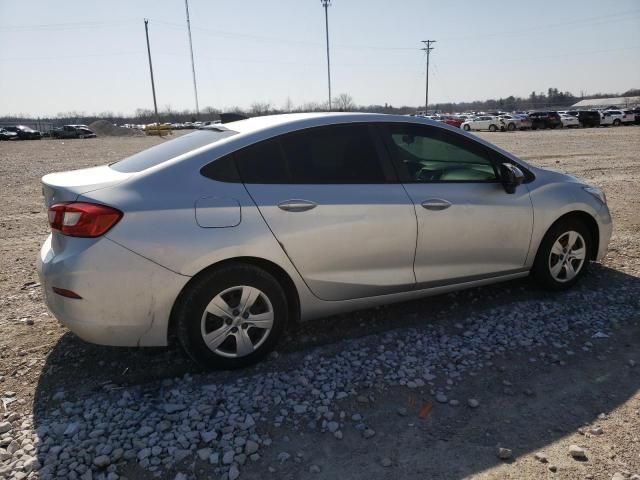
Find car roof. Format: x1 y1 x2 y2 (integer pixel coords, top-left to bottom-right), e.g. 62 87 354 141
223 112 442 134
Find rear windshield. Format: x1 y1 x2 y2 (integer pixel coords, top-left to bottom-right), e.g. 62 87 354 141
110 129 238 173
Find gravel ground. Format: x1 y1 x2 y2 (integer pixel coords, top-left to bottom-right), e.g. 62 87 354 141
0 127 638 480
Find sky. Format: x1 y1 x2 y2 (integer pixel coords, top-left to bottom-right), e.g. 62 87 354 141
1 0 639 117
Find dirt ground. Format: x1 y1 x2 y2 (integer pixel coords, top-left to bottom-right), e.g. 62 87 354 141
0 126 638 480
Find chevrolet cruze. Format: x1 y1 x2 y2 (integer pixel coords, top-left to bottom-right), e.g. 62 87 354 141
37 113 612 368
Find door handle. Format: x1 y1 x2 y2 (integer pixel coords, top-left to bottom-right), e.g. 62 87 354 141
278 199 317 212
421 199 452 211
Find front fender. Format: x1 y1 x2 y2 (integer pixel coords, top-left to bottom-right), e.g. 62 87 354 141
526 178 610 267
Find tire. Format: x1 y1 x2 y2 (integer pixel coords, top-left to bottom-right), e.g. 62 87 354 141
507 123 516 131
613 119 621 126
175 263 288 369
531 218 592 291
463 124 470 131
489 124 497 132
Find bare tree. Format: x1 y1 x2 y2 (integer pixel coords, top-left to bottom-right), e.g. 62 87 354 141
250 102 272 116
333 93 355 112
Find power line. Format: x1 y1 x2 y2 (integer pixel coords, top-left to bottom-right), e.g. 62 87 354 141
421 40 435 113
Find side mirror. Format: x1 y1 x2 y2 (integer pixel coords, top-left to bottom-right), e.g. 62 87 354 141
500 163 525 194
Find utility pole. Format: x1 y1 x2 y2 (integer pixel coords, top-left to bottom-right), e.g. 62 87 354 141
185 0 200 119
144 19 162 135
321 0 332 110
421 40 436 114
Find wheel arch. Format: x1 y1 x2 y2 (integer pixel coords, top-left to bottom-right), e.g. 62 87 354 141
167 256 301 344
537 210 600 261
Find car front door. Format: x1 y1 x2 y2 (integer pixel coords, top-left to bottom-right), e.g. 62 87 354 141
380 123 533 286
237 123 417 301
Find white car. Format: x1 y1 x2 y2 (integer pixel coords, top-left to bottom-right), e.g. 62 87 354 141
600 110 626 126
499 115 532 131
622 110 636 125
461 116 501 132
560 114 580 128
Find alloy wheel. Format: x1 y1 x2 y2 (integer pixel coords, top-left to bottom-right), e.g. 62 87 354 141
200 285 274 358
548 231 587 283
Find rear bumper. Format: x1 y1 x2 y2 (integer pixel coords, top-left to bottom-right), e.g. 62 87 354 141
37 234 189 347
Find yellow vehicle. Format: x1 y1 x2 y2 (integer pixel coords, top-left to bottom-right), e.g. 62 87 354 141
144 123 172 136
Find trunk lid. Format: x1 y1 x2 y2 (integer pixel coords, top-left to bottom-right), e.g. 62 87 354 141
42 165 133 207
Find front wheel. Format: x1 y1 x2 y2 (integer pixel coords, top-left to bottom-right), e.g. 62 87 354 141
489 124 497 132
463 124 471 131
175 264 288 369
507 123 516 131
532 219 591 291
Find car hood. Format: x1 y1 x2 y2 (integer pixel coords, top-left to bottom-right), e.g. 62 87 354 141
533 166 585 185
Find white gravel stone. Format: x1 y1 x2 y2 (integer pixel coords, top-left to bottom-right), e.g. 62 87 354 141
245 440 259 455
228 465 240 480
435 393 448 403
569 445 587 460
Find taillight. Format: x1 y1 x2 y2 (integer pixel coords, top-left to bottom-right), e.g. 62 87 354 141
48 202 122 237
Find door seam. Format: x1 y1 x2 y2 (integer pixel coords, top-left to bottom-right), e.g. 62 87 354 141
240 183 324 301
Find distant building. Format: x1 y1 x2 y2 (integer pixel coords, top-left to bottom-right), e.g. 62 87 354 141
571 96 640 109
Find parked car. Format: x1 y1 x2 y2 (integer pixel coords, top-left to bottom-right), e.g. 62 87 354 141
499 114 532 131
3 125 42 140
51 125 97 139
575 110 601 128
36 113 612 369
560 114 580 128
461 115 502 132
622 110 636 125
440 116 463 128
0 128 19 140
528 112 562 130
599 110 626 126
631 108 640 125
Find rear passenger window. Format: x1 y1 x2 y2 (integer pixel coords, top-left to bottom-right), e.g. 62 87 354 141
235 138 289 184
235 124 387 184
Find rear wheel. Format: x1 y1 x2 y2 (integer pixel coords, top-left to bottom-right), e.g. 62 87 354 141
507 123 516 131
489 124 497 132
175 264 288 369
532 219 591 291
463 124 471 131
613 119 621 126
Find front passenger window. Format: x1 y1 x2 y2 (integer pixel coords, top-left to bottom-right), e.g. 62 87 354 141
386 125 497 182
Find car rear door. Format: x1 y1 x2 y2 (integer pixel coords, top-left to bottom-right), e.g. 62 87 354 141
237 123 417 301
379 123 533 286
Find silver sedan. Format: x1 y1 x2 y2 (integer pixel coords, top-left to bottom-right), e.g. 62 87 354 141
37 113 612 368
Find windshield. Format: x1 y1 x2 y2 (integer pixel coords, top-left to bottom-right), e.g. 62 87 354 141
110 129 238 173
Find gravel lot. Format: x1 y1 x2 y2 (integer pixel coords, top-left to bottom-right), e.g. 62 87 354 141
0 127 638 480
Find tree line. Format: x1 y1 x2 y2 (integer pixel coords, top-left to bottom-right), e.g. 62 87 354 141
2 88 638 127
